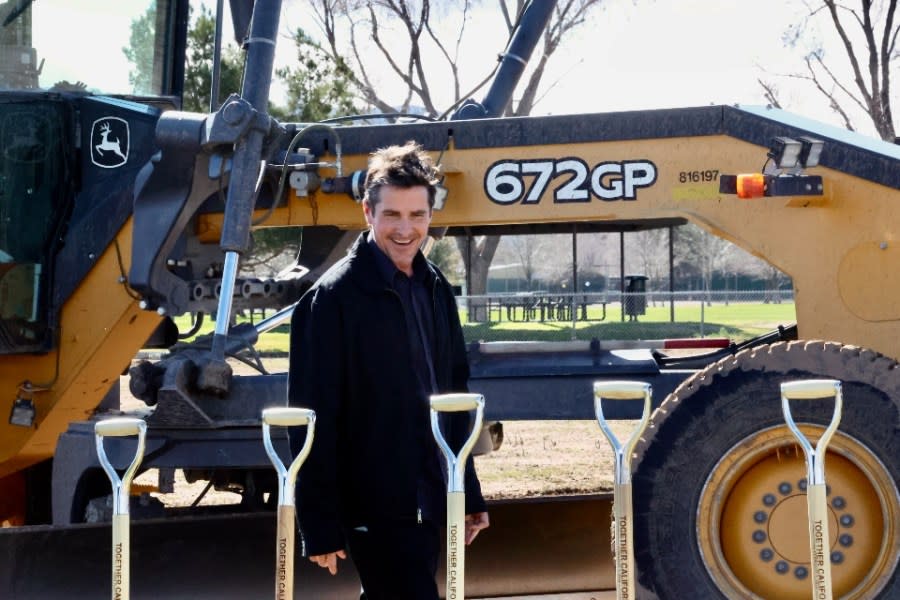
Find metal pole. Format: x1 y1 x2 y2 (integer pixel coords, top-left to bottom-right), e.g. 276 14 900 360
619 231 625 322
571 226 577 339
210 0 283 361
210 0 224 112
668 226 675 322
700 297 705 338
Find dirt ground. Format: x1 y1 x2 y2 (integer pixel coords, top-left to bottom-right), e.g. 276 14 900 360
126 357 631 507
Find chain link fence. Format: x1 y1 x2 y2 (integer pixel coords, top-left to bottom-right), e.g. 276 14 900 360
457 290 796 344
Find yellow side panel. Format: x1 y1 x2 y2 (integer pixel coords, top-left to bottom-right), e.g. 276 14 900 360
0 219 161 479
838 242 900 322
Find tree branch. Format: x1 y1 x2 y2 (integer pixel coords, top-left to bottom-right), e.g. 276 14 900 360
805 55 858 130
879 0 897 138
757 78 783 108
823 0 874 106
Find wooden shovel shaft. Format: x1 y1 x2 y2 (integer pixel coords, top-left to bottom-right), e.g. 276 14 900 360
275 504 295 600
807 483 833 600
446 491 466 600
112 513 129 600
613 483 635 600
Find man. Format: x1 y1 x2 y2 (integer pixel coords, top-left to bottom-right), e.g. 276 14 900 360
288 141 489 599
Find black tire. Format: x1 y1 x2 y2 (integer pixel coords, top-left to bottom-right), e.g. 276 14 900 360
632 340 900 599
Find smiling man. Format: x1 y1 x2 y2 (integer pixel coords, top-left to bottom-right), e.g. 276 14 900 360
288 141 489 599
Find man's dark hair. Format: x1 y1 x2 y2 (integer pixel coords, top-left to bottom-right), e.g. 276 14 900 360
363 141 440 211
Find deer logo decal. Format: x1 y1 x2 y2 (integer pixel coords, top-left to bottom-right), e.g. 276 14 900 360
90 117 129 168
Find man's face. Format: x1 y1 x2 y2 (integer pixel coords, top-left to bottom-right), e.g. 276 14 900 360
364 184 432 276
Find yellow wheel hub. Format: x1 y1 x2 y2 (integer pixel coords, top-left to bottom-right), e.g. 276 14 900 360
698 425 899 599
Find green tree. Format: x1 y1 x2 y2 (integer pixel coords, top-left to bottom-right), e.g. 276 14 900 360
182 4 245 112
243 228 304 277
270 28 362 122
122 3 157 94
426 237 464 284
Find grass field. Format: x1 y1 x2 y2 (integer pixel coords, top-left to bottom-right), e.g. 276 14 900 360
460 300 796 343
172 300 796 353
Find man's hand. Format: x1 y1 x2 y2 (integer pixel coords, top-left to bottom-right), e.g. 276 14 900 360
310 550 347 575
464 511 489 545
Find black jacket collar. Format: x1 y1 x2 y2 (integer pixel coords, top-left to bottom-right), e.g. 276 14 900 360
348 231 437 293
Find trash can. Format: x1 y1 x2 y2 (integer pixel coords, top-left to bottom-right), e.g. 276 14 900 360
624 275 649 321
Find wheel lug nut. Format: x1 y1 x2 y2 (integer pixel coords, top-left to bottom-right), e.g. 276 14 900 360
839 534 853 547
798 478 807 492
831 551 845 564
778 482 792 495
752 530 766 543
762 493 776 507
753 510 767 523
832 496 847 509
794 566 809 580
775 560 789 574
760 548 774 562
840 514 855 527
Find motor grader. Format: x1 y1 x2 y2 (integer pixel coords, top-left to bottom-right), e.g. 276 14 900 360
0 0 898 598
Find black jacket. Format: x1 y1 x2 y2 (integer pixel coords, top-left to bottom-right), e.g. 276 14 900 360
288 233 486 556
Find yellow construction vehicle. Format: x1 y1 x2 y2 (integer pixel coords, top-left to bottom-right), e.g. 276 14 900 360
0 1 898 598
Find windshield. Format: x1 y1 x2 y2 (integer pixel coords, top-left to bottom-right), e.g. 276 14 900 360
0 0 179 95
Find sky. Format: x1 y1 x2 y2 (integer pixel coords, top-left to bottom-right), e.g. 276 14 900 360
25 0 889 140
275 0 880 136
33 0 155 92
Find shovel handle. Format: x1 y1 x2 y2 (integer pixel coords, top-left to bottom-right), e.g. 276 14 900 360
593 380 652 400
430 393 483 413
430 394 485 600
429 393 485 493
593 382 650 600
781 379 842 485
96 417 146 438
262 407 316 507
95 418 147 516
781 379 841 600
781 379 841 400
95 418 145 600
262 409 315 599
262 407 315 427
593 381 652 482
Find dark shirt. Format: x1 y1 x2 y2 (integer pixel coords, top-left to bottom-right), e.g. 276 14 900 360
367 233 446 522
368 233 438 398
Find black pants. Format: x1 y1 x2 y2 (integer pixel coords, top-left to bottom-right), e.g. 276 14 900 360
347 519 440 600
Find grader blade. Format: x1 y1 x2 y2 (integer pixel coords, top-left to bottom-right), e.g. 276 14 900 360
1 495 614 598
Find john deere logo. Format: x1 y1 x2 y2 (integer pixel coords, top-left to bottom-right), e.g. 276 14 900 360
90 117 129 168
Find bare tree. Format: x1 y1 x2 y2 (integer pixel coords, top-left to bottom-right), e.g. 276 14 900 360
308 0 605 302
626 229 669 290
675 224 735 304
505 0 600 116
505 234 552 290
761 0 898 141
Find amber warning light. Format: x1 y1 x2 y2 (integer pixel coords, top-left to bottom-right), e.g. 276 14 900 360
719 135 825 199
719 173 823 199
